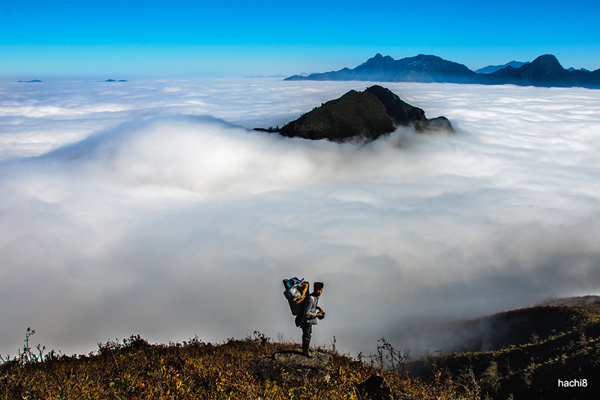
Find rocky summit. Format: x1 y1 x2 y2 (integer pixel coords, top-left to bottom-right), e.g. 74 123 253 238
256 85 452 142
250 350 333 383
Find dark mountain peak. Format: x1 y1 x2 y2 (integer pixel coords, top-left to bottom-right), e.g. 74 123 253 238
526 54 566 75
532 54 562 67
357 53 396 71
255 86 452 142
476 53 573 87
274 87 393 141
404 54 445 66
365 85 425 123
397 54 476 80
415 54 441 60
519 54 569 83
371 53 394 61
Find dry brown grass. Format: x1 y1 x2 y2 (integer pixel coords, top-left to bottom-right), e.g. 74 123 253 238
1 333 476 399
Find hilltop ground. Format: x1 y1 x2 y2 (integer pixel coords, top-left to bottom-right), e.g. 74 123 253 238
1 332 473 399
1 299 599 399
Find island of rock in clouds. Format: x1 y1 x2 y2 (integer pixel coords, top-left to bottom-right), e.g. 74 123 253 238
255 85 452 142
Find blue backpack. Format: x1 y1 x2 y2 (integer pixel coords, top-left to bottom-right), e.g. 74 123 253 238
283 277 309 316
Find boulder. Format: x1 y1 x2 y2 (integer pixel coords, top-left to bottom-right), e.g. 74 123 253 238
356 374 394 400
250 350 333 384
416 116 453 132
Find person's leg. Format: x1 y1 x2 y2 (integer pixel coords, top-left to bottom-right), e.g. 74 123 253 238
301 323 312 356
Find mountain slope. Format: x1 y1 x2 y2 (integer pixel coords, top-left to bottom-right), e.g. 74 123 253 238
409 301 600 400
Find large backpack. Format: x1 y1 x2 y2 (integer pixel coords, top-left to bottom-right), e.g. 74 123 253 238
283 277 309 316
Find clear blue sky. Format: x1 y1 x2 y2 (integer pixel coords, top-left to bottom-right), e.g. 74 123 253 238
1 0 599 77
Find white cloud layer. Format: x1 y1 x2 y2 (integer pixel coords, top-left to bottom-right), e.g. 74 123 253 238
1 78 599 357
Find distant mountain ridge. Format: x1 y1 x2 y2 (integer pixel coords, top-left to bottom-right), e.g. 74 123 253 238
286 54 600 89
287 53 477 84
475 61 529 74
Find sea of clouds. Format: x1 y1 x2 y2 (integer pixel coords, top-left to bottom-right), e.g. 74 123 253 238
0 77 599 358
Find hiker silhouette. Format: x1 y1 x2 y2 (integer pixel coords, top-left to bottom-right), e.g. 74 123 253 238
298 282 325 357
283 279 325 357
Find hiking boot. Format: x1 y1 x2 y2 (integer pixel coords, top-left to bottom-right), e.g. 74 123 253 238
302 349 313 358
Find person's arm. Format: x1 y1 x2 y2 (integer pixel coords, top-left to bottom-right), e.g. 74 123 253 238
316 306 325 318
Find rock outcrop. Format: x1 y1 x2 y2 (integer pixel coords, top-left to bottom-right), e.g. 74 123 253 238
356 374 394 400
250 350 333 384
364 85 452 132
256 85 452 142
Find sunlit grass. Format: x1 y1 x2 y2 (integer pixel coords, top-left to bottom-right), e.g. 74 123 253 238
1 333 475 399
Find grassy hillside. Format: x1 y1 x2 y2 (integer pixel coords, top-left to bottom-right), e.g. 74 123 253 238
2 300 598 399
409 302 600 400
1 333 474 399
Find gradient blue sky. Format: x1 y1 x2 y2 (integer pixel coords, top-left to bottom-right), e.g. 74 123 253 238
1 0 599 77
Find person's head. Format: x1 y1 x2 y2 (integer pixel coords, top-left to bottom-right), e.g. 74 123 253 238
314 282 324 296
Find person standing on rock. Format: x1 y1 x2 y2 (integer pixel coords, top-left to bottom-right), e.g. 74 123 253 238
296 281 325 357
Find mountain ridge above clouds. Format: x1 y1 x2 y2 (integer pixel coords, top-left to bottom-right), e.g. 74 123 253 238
255 85 452 142
286 53 477 84
286 53 600 89
475 61 530 74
